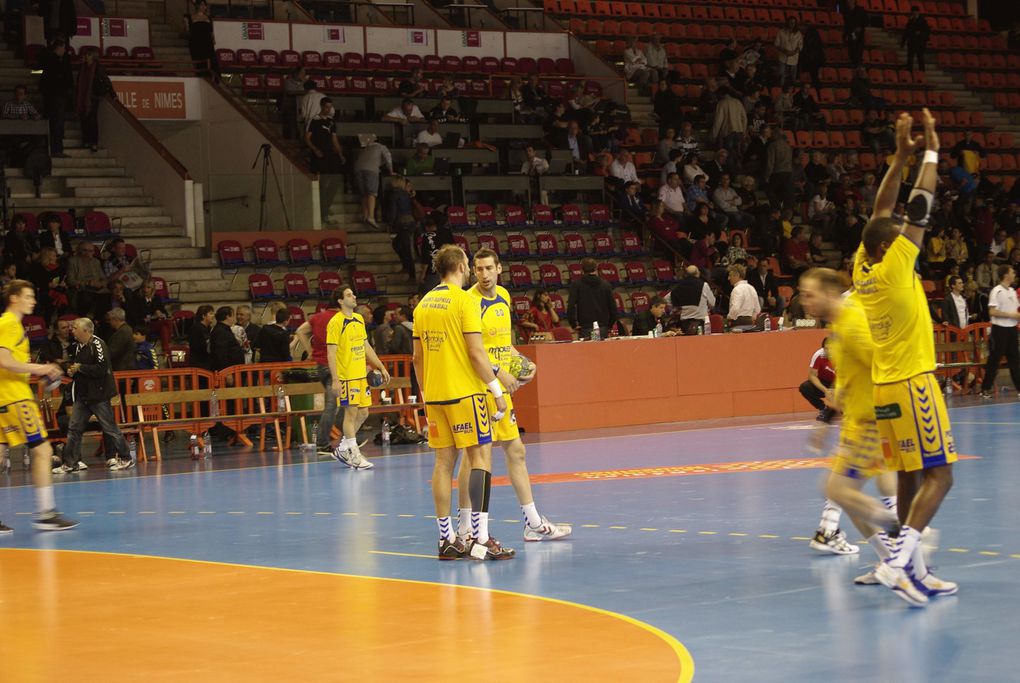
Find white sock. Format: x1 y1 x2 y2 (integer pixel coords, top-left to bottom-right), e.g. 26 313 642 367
818 500 842 535
522 502 542 528
457 508 472 537
35 485 55 514
472 511 490 544
888 526 921 569
880 496 897 514
868 533 892 561
909 537 929 578
436 516 455 542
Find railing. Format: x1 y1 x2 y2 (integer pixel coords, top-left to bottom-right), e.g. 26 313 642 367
500 6 545 30
103 93 191 180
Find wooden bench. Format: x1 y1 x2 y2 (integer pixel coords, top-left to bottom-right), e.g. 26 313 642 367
935 339 983 392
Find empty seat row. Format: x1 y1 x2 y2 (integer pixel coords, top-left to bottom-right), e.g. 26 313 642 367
448 203 615 231
218 49 574 76
938 53 1020 72
218 238 352 270
500 259 676 290
551 0 844 26
454 230 646 260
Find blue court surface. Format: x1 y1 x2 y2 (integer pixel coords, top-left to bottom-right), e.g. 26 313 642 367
2 398 1018 682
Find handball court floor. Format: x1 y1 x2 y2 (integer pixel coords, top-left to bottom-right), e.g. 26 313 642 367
2 398 1019 683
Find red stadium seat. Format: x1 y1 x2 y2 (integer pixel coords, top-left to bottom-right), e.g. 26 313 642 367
535 233 559 258
474 203 496 227
540 264 564 288
504 205 527 228
218 240 247 268
652 259 675 283
509 264 534 289
511 296 531 318
630 292 650 313
317 271 342 296
598 262 620 284
353 270 384 295
323 52 342 68
320 238 350 265
507 233 532 258
447 206 469 230
592 232 616 256
248 273 280 301
567 263 584 281
477 234 500 253
258 49 280 67
283 273 311 300
253 239 286 267
287 238 315 266
626 261 649 284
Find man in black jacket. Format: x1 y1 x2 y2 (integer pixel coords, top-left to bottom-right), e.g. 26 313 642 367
631 297 672 337
210 306 245 371
669 265 716 334
104 307 135 371
749 258 786 317
567 258 616 340
255 308 292 363
902 6 930 72
843 0 869 67
38 38 73 157
188 305 214 370
57 317 133 472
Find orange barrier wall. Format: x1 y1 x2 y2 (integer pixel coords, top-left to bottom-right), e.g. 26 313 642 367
513 330 829 433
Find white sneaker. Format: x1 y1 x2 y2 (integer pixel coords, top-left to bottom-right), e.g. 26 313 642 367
809 529 860 555
111 458 135 471
348 444 374 470
524 517 573 542
914 570 958 597
106 458 119 469
854 569 881 585
875 562 929 607
331 444 354 467
76 461 89 470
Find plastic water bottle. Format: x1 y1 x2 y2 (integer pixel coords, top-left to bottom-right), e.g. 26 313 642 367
654 322 663 338
696 323 704 335
591 321 601 341
704 316 712 334
203 431 212 459
190 433 200 460
764 316 772 332
778 316 785 331
311 421 319 447
945 376 954 397
276 386 286 413
128 435 137 463
210 391 219 418
381 419 391 446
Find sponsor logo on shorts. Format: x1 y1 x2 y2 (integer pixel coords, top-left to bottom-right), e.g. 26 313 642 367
452 422 473 434
898 438 917 453
874 403 902 420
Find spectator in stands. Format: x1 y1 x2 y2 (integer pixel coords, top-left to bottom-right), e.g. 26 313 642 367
429 96 463 123
658 172 686 221
774 85 796 130
567 83 598 129
682 153 706 186
398 68 427 99
808 179 836 235
522 74 550 115
188 0 217 78
305 97 346 226
133 329 157 370
713 174 753 229
654 128 679 166
740 39 764 70
711 87 747 162
521 145 549 176
631 297 668 337
37 213 70 261
808 232 828 267
59 317 134 472
387 176 418 282
862 111 895 155
670 265 716 334
675 121 698 156
0 262 17 288
726 264 761 327
235 304 260 347
298 79 324 133
280 67 306 140
415 121 443 148
792 82 825 131
976 250 996 291
688 224 718 271
799 23 825 90
567 258 616 340
849 67 886 118
659 148 684 188
527 290 558 335
623 37 658 94
67 240 106 316
355 134 393 228
417 216 454 292
74 48 112 154
187 304 214 370
509 76 539 124
738 63 765 99
210 306 244 371
952 131 985 175
4 215 38 275
382 98 426 126
390 306 413 355
544 101 569 148
39 37 72 158
843 0 869 67
927 225 948 274
101 237 132 288
608 149 638 187
405 142 435 176
941 275 972 328
990 228 1013 262
255 308 292 363
725 232 749 265
653 82 682 134
2 84 40 121
647 200 690 256
616 181 646 223
26 246 63 323
39 317 73 364
774 17 803 87
687 175 711 209
783 226 812 278
902 6 931 72
645 35 668 83
563 120 593 170
436 76 461 100
944 226 969 265
949 160 978 200
104 307 134 372
704 148 731 189
750 257 785 316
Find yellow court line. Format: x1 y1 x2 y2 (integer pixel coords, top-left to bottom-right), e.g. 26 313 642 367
398 514 415 518
728 533 747 537
314 512 332 516
979 551 1000 556
139 511 156 514
0 547 695 683
256 512 274 515
503 519 519 523
668 530 687 534
286 512 303 516
369 513 387 517
342 512 359 516
609 526 628 530
640 528 659 532
790 536 812 541
759 534 779 539
108 511 126 515
581 524 600 528
948 548 969 553
697 531 717 535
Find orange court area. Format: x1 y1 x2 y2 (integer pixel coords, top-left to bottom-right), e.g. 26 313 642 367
0 549 692 682
514 330 828 433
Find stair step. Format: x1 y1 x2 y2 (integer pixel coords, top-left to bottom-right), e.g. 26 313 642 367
126 237 196 250
64 177 140 188
116 224 185 236
73 186 146 198
51 156 123 168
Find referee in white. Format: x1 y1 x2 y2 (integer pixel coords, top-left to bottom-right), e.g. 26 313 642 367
980 264 1020 398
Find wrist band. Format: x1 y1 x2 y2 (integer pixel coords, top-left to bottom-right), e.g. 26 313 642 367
487 379 503 399
923 149 939 165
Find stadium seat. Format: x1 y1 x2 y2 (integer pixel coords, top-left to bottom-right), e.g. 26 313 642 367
598 262 620 284
286 238 315 266
626 261 649 284
302 51 322 68
217 240 247 268
283 273 311 300
216 48 236 69
253 239 286 267
540 263 564 288
258 49 280 67
509 264 534 289
453 234 471 256
237 49 257 66
151 276 178 303
352 270 384 296
568 263 585 281
535 233 559 258
630 292 650 314
504 205 528 228
83 211 115 238
533 204 554 226
563 232 588 256
320 237 350 265
652 259 675 283
477 234 500 253
447 205 469 230
23 315 47 344
592 232 616 256
613 291 628 318
323 52 342 68
511 296 531 318
286 306 306 332
248 273 281 300
317 271 342 297
507 233 532 258
474 204 497 227
561 203 583 226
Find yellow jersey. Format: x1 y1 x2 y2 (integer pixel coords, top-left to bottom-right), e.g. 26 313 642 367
853 237 935 384
829 293 875 421
325 312 367 381
468 284 514 373
413 283 486 403
0 311 34 407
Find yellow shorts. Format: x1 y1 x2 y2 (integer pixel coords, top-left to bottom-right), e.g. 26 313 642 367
830 416 886 480
0 400 48 448
426 394 493 450
487 392 520 443
874 373 957 472
338 378 372 408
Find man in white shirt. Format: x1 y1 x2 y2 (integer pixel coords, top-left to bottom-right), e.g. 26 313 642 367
657 172 686 218
415 120 443 148
298 80 326 132
609 150 638 185
676 121 699 157
623 37 658 93
521 145 550 176
774 16 804 87
382 98 426 123
712 173 752 228
726 264 761 326
940 275 969 328
644 35 668 82
980 264 1020 398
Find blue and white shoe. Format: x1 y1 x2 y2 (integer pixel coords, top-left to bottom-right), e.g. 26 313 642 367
875 561 929 607
909 565 958 597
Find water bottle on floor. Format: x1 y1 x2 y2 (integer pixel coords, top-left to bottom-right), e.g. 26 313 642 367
381 419 391 446
190 434 200 460
203 431 212 459
276 386 286 413
128 435 137 463
591 321 601 341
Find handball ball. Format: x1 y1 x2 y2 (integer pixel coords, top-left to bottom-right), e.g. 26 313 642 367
367 370 385 387
507 355 534 380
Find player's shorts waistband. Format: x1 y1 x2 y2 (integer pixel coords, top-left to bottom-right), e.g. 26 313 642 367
426 393 486 406
874 371 935 386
